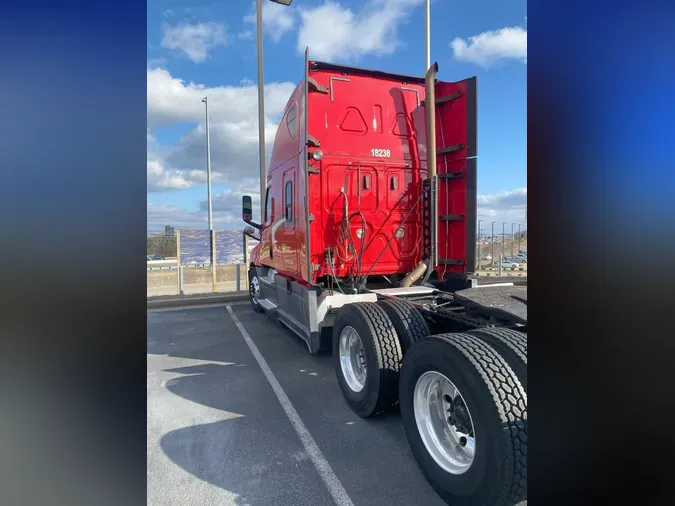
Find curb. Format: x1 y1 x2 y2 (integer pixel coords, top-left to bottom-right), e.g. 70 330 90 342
147 291 249 309
476 277 527 286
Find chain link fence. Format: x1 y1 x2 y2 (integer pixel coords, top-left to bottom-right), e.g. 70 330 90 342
475 223 527 277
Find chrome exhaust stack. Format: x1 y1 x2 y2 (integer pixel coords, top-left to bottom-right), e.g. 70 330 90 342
420 62 439 286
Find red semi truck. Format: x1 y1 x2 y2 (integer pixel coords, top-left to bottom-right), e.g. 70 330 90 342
241 52 527 506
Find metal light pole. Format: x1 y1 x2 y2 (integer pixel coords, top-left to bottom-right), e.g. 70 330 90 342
256 0 294 207
201 96 213 230
477 220 482 268
502 222 506 259
202 96 216 292
255 0 267 205
511 223 514 257
518 224 522 252
491 221 495 266
425 0 431 71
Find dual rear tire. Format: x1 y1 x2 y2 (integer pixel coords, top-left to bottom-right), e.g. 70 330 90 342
467 327 528 390
332 301 527 506
332 302 402 417
399 333 527 506
377 298 430 353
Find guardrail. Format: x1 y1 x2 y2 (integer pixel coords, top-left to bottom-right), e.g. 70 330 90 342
147 262 239 272
147 259 178 267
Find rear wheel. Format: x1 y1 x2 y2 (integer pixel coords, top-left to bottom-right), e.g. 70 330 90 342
332 302 402 417
468 327 527 390
378 298 430 354
400 333 527 506
249 268 263 313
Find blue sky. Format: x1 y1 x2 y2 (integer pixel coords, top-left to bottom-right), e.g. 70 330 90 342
147 0 527 231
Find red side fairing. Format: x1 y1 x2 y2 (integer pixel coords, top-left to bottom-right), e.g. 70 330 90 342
254 80 309 283
433 78 477 277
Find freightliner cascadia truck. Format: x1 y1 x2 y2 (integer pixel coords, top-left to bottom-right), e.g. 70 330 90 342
241 50 527 506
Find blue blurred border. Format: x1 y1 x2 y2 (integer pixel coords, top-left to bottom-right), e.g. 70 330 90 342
1 0 674 505
1 2 147 505
529 1 674 503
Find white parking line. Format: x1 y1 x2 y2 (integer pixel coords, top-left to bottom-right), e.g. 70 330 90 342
226 305 354 506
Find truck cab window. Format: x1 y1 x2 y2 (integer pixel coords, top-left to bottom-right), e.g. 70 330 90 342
265 187 272 221
285 181 293 221
286 106 297 139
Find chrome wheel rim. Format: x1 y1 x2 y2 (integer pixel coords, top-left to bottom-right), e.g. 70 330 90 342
413 371 476 475
339 326 367 392
250 276 260 304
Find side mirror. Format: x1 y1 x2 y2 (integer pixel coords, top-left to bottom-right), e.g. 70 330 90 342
242 195 253 222
244 225 260 241
241 195 262 230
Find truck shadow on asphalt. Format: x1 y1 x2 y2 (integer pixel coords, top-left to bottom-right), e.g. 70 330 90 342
149 308 419 505
155 358 334 504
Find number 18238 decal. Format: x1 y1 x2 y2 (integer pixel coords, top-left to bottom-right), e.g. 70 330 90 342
370 148 391 158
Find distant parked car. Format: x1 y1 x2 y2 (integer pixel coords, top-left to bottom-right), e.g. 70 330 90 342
482 254 493 261
148 254 165 261
500 259 520 270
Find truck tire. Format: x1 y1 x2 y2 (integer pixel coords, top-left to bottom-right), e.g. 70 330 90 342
468 327 527 390
332 302 402 417
378 298 430 354
248 267 264 313
399 333 527 506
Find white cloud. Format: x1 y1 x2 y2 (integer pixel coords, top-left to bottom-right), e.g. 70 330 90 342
148 159 189 191
147 203 212 231
147 158 231 192
147 179 262 231
162 120 281 184
237 30 254 40
161 22 228 63
147 67 297 190
201 178 262 219
147 67 295 128
451 27 527 67
147 57 167 68
478 187 527 208
147 131 201 192
297 0 424 61
244 1 296 43
477 187 527 225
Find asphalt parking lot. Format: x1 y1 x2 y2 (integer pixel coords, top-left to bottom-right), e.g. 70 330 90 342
148 302 453 506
